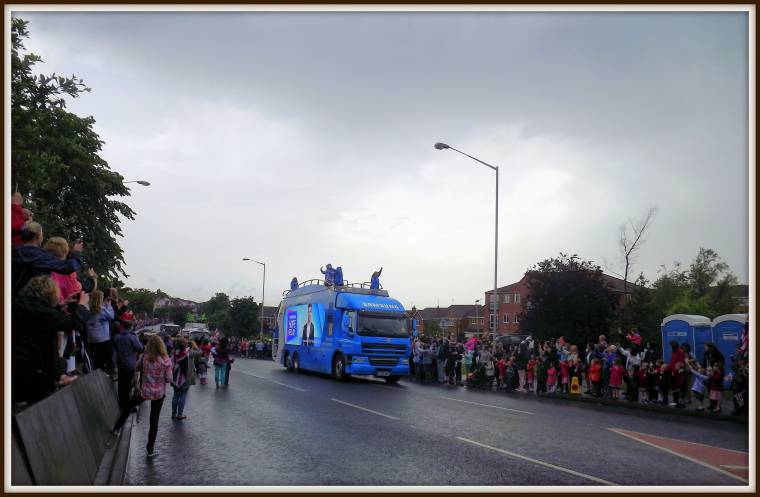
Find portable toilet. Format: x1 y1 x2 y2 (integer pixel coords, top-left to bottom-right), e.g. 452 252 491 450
661 314 712 364
712 314 748 383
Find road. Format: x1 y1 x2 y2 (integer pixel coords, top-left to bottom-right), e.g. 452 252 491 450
125 357 750 486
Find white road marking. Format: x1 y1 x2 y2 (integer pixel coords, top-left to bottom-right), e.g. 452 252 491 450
440 396 534 415
238 371 306 392
457 437 616 486
608 428 749 484
330 398 399 420
721 465 749 470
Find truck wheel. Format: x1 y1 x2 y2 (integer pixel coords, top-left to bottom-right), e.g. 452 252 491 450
285 352 294 372
293 352 301 374
384 376 400 384
333 354 349 381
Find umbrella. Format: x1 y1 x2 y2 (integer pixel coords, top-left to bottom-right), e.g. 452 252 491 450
465 337 478 350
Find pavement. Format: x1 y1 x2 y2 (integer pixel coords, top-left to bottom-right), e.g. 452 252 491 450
125 357 750 486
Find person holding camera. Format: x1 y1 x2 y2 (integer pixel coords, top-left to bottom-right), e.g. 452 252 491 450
12 275 91 405
87 290 116 375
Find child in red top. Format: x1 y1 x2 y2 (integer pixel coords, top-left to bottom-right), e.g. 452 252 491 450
589 358 603 397
546 363 557 393
526 357 537 392
560 360 570 394
496 358 507 389
609 358 624 399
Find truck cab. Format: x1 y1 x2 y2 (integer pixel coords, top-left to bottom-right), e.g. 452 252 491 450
275 280 411 383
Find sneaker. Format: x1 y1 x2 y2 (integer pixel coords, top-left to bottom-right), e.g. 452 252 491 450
668 402 677 407
176 415 187 420
147 450 158 458
697 406 704 411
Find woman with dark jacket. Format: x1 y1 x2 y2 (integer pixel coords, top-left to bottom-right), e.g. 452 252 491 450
12 275 90 405
703 343 725 369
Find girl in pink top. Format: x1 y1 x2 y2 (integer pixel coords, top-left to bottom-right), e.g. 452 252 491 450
609 358 625 400
546 364 557 393
112 335 174 457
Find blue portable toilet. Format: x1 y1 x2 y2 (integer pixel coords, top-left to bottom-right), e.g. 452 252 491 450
711 314 748 383
661 314 711 365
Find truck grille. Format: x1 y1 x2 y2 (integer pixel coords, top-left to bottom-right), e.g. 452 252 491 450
369 357 399 367
362 343 407 353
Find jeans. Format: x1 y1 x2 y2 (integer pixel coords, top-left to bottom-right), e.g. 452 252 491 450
112 394 165 453
117 368 134 410
147 397 165 453
172 387 188 416
225 363 231 385
215 365 226 385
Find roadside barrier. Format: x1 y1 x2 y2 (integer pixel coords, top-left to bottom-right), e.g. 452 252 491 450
12 370 120 485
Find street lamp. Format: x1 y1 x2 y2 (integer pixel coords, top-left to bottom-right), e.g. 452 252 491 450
435 142 500 335
124 180 151 186
242 258 266 340
474 299 481 337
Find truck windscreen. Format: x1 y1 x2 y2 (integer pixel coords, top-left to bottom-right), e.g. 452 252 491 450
357 313 408 338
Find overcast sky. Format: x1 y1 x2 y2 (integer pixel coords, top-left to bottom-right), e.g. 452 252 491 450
15 10 750 309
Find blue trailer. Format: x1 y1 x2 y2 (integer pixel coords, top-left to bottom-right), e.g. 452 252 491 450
275 279 411 383
660 314 711 365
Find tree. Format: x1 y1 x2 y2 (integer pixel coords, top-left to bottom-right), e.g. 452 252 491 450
616 207 657 299
167 305 189 328
203 293 230 317
11 18 135 281
620 273 660 345
119 288 157 316
520 253 617 345
229 297 260 337
648 248 739 319
423 319 442 337
207 310 231 335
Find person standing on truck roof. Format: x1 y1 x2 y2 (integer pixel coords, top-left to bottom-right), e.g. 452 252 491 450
290 277 298 291
370 267 383 289
302 304 315 345
320 264 335 286
335 266 344 286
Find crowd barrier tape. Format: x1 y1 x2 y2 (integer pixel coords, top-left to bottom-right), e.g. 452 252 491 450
11 370 120 485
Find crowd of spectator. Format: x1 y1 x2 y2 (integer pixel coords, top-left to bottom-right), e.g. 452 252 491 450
410 326 749 416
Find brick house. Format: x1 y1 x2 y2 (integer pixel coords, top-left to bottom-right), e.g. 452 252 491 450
484 272 636 336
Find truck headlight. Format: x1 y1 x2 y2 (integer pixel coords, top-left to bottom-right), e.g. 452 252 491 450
352 356 368 364
400 358 409 365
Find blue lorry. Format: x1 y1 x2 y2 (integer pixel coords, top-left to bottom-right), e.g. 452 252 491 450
274 279 412 383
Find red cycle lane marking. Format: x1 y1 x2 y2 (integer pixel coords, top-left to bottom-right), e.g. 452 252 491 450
608 428 749 483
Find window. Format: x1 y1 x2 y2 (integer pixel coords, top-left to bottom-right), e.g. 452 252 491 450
514 293 521 304
504 294 511 304
513 314 519 323
471 319 477 325
503 313 509 324
489 314 496 329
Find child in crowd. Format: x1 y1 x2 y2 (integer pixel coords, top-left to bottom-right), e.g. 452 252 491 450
496 356 507 390
637 362 650 403
589 358 603 397
671 362 688 408
526 356 536 392
506 359 517 392
609 358 624 400
656 361 669 404
560 360 570 394
570 359 583 393
686 360 708 411
546 363 557 393
648 362 659 403
708 362 724 413
627 365 640 402
196 347 209 385
535 359 547 394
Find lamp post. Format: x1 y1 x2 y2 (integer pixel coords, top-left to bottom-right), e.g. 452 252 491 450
474 299 481 337
435 142 500 335
124 180 151 186
242 258 266 340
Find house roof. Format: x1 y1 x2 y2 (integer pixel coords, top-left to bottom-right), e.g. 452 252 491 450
484 272 639 295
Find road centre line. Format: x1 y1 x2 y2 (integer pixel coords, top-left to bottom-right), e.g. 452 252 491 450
608 428 748 484
441 396 534 415
330 398 400 420
457 437 616 486
238 371 306 392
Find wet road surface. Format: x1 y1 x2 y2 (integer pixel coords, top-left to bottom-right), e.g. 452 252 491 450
125 357 749 486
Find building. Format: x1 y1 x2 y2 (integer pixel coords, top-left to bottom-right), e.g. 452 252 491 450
484 272 637 336
414 304 486 338
153 296 200 313
261 305 279 330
